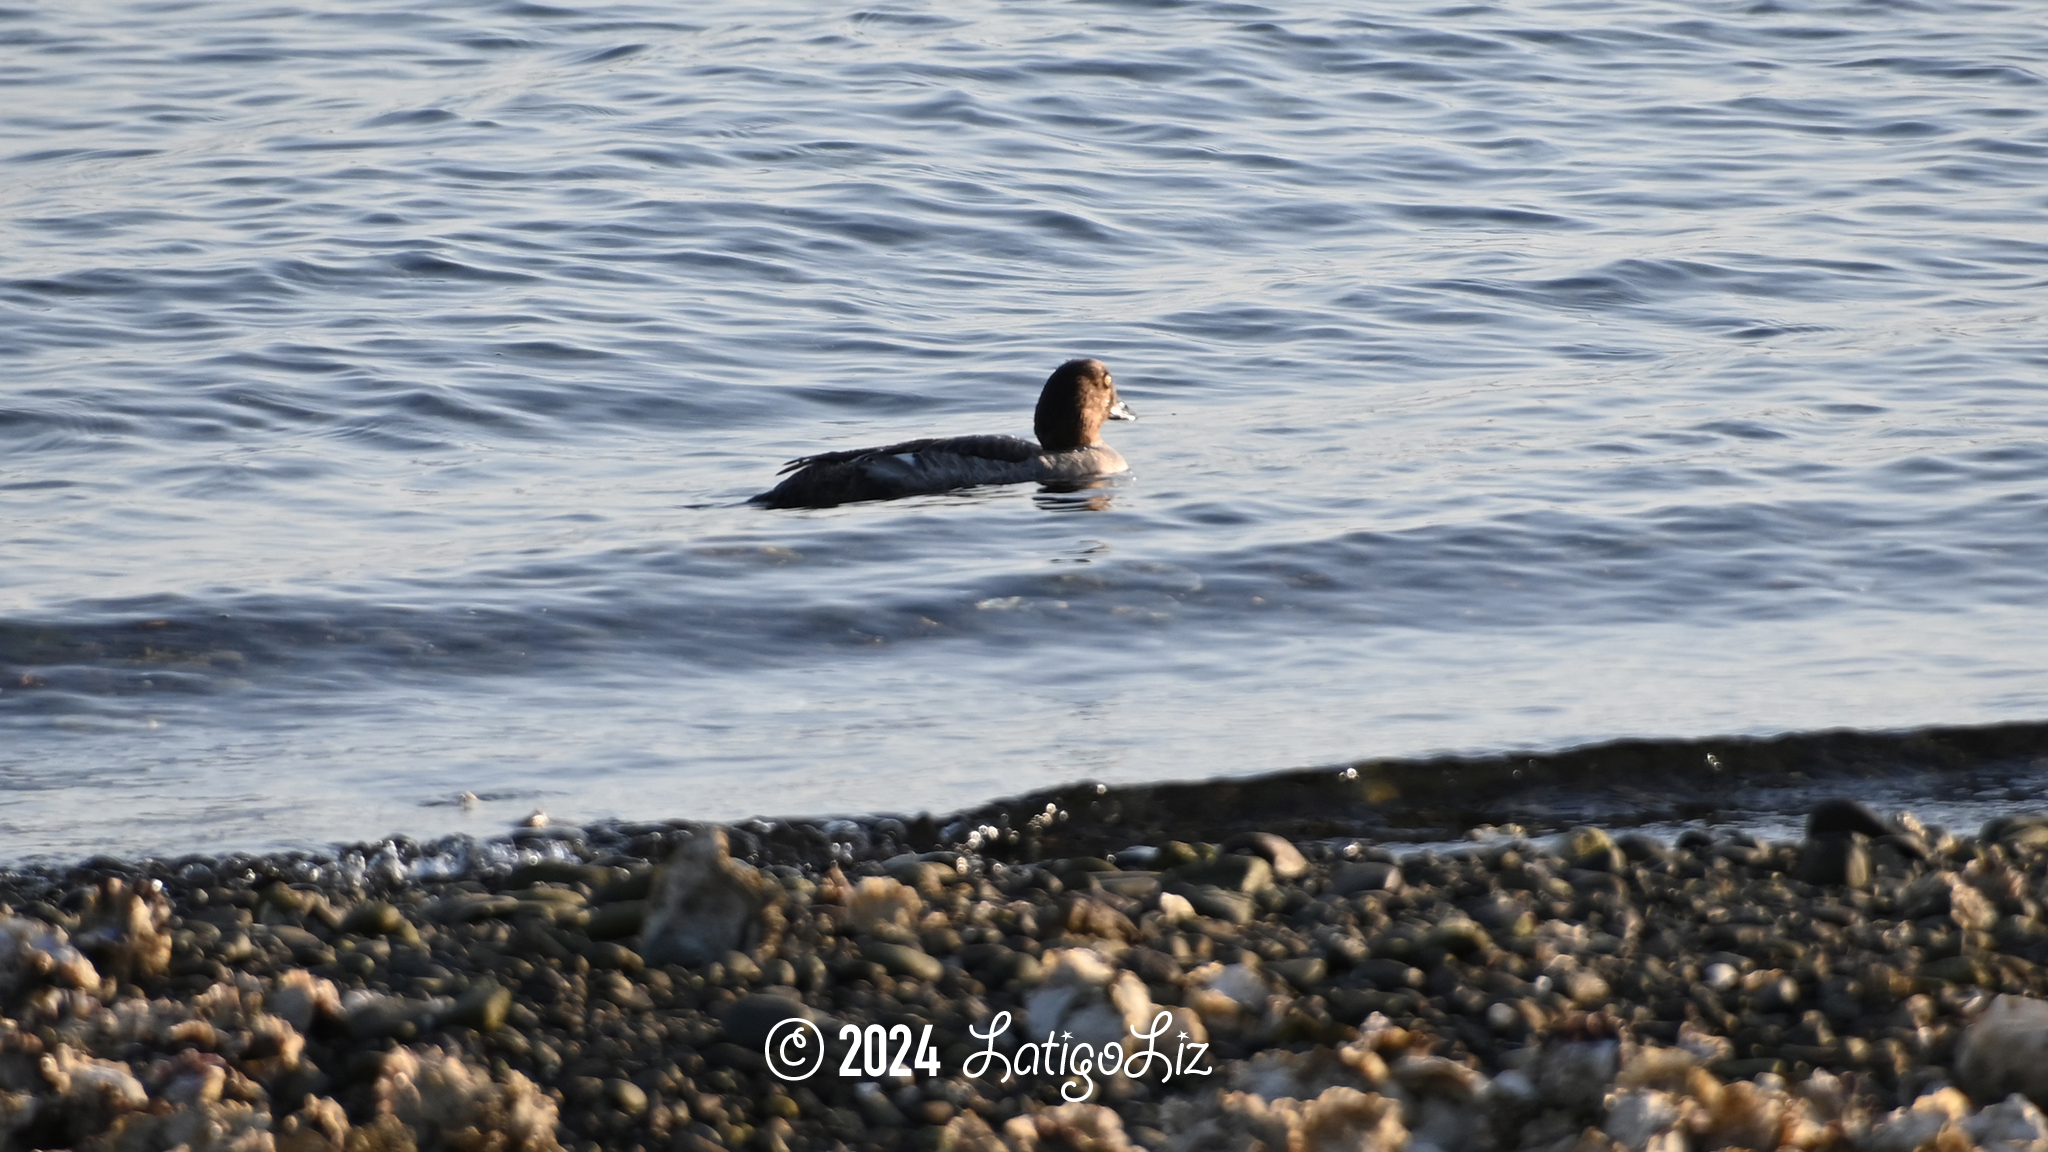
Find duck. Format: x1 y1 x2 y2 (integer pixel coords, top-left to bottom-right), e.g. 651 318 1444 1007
752 358 1136 509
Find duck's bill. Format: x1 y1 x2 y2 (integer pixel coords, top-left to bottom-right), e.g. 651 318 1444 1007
1108 399 1138 421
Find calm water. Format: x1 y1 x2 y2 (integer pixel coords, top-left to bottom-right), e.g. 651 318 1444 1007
5 0 2047 861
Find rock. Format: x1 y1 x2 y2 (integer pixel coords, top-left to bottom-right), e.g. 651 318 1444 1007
162 1052 228 1107
0 915 98 999
1167 854 1274 895
1356 959 1424 990
1392 1053 1482 1102
276 1096 349 1152
1424 914 1491 957
1808 798 1892 839
606 1078 648 1118
1063 894 1138 941
374 1046 561 1152
859 939 943 983
1601 1088 1690 1152
1179 885 1256 924
882 855 954 896
267 924 334 965
1984 814 2048 850
717 948 759 983
1741 969 1799 1012
268 969 342 1033
1868 1088 1973 1152
508 859 612 889
1467 892 1536 938
1960 996 2048 1108
240 1014 305 1083
1951 882 2000 932
1795 833 1871 887
1315 926 1369 966
846 876 921 934
1398 1058 1491 1150
430 893 522 924
1329 861 1403 895
1614 1046 1713 1098
1268 957 1327 991
71 878 173 982
1562 826 1624 872
638 827 782 966
1191 961 1270 1013
1615 834 1671 866
1025 948 1166 1048
340 900 408 937
593 968 653 1011
584 900 646 940
41 1043 149 1124
1564 970 1613 1008
1903 873 1998 931
1157 1086 1407 1152
719 992 820 1050
1536 1039 1620 1111
1922 954 1988 987
344 989 450 1040
595 865 656 903
1222 832 1311 881
95 1100 273 1152
1003 1102 1136 1152
1695 1078 1798 1152
1097 871 1162 902
980 948 1043 987
449 979 512 1032
1965 1093 2048 1152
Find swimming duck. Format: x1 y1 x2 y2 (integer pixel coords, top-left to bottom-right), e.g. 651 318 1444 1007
752 358 1136 509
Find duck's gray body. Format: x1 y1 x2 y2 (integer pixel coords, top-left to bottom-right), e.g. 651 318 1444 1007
753 359 1133 509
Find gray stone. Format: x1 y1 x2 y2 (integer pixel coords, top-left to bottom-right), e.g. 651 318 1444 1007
1221 832 1311 881
1178 884 1255 924
718 992 820 1050
639 827 781 967
606 1079 648 1119
1167 854 1273 895
1268 956 1326 991
449 979 511 1032
1959 995 2048 1109
1357 959 1424 990
1795 834 1870 887
1330 860 1403 895
1535 1039 1619 1111
339 900 407 937
1807 799 1892 839
1903 873 1998 931
859 939 943 983
1964 1092 2048 1152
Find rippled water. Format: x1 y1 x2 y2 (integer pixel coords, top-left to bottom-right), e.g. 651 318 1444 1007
5 0 2047 861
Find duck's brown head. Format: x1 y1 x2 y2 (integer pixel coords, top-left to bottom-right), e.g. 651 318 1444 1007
1034 358 1135 452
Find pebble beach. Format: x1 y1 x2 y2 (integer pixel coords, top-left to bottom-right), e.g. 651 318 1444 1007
10 5 2048 1150
9 773 2048 1152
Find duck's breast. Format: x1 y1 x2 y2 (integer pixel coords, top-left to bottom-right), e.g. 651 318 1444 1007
1031 445 1128 481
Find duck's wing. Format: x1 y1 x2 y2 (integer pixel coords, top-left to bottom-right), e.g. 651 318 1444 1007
775 434 1038 476
756 435 1042 508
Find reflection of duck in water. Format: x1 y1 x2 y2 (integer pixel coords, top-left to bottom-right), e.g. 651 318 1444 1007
752 359 1136 509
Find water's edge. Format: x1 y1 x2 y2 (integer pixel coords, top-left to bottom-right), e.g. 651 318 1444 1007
8 719 2044 878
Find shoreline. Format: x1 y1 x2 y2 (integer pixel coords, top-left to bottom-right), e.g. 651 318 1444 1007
11 716 2048 873
7 783 2048 1150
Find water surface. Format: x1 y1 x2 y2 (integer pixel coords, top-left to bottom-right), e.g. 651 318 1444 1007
5 0 2048 860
